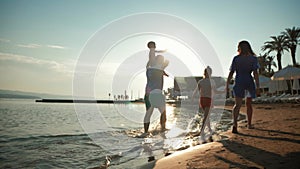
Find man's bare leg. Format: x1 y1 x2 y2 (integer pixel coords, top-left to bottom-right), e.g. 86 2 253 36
144 107 154 133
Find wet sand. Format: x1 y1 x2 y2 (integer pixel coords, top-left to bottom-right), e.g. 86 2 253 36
146 103 300 169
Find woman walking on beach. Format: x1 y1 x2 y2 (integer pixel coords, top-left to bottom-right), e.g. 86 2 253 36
226 40 260 133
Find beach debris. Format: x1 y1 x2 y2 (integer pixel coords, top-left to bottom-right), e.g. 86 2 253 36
148 156 155 162
97 156 111 169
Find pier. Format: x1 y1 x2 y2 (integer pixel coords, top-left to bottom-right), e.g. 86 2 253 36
35 99 144 104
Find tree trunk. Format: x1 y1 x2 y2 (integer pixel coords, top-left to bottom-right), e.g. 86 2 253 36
290 45 297 66
277 53 282 70
268 63 271 73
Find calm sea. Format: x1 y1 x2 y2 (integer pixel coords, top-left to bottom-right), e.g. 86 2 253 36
0 99 232 169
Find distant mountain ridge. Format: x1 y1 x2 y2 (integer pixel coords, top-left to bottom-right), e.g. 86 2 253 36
0 89 71 99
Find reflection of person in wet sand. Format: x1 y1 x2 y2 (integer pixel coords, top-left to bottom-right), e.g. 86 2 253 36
143 55 169 136
192 66 223 141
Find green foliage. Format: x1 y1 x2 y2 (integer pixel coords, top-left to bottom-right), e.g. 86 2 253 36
261 26 300 70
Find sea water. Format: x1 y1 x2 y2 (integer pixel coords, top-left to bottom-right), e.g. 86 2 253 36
0 99 233 169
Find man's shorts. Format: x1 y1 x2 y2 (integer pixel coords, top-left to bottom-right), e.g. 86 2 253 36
144 94 151 110
145 89 166 111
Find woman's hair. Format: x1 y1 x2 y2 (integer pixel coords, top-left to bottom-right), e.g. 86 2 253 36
238 40 256 56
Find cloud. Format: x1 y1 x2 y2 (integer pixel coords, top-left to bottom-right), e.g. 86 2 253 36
47 45 67 49
0 38 10 43
0 52 74 75
16 43 68 50
17 43 42 48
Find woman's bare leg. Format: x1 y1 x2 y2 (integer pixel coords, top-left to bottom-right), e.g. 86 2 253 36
232 97 243 133
246 97 253 128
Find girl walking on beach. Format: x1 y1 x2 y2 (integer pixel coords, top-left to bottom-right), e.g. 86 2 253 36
192 66 225 141
226 40 260 133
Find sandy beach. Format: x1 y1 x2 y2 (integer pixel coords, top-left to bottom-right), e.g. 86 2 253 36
145 103 300 169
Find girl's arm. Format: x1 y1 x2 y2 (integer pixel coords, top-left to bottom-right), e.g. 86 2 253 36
191 83 199 102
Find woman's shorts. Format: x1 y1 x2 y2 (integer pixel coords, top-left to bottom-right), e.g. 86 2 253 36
233 85 256 98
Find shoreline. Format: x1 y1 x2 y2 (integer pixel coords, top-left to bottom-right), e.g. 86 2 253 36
143 103 300 169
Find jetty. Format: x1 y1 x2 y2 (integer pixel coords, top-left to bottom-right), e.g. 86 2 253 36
35 99 179 104
35 99 144 104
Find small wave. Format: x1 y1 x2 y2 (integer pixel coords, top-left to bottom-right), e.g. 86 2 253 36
0 133 89 143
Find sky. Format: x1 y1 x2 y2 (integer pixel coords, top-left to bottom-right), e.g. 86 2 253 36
0 0 299 99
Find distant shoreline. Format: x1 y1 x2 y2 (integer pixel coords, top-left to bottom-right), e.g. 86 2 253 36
0 94 41 99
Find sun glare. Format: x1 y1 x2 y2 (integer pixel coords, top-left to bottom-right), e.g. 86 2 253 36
95 35 205 99
155 36 205 76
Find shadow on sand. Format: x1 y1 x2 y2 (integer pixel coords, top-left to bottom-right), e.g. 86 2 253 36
216 134 300 169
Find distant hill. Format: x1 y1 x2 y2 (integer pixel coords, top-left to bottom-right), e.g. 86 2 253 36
0 89 71 99
0 94 40 99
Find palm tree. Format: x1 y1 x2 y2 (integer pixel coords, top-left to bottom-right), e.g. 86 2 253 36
257 53 276 77
281 26 300 66
257 53 268 74
266 55 277 74
262 35 289 70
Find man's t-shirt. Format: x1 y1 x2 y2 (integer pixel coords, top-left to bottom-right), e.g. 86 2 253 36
145 68 164 94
